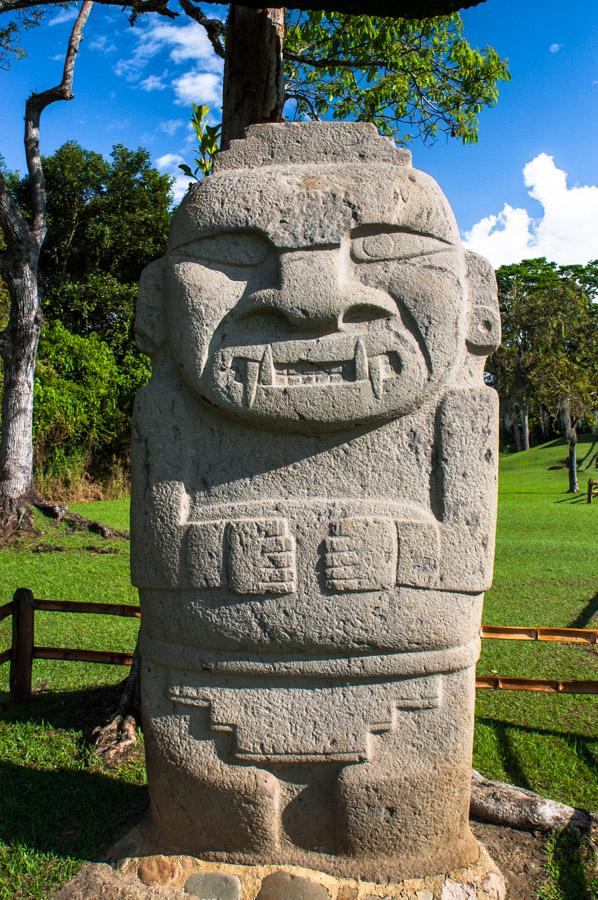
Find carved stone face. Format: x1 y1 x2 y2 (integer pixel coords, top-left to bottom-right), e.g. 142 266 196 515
163 161 467 432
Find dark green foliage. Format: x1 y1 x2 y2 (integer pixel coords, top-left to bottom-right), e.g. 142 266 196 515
34 320 150 479
14 141 172 290
487 258 598 447
6 142 171 488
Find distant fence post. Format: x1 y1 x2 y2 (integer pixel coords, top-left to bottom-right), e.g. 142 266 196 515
9 588 34 703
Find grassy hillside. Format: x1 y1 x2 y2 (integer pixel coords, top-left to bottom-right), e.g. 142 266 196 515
0 435 596 898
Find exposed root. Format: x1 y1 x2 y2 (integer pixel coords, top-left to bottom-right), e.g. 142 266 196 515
0 496 36 545
471 769 597 834
92 712 139 767
34 498 129 539
92 644 141 767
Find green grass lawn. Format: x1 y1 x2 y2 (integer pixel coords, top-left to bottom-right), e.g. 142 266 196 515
0 436 596 898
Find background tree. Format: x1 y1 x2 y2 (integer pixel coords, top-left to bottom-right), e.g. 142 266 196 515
283 11 508 145
187 5 509 146
8 140 172 490
0 1 92 538
0 2 504 146
487 258 598 489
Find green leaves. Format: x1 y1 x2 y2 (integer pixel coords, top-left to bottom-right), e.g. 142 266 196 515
488 258 598 431
178 104 221 181
283 11 510 145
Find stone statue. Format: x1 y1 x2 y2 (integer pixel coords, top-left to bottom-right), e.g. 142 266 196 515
131 122 501 883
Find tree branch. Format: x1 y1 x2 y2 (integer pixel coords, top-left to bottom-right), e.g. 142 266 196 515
0 170 30 253
0 0 176 18
179 0 225 58
0 0 485 17
24 0 92 244
285 50 391 69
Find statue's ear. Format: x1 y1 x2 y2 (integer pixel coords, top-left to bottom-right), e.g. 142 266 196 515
465 249 501 353
136 258 166 355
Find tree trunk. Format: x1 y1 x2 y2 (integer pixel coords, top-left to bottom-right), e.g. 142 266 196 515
0 1 92 539
512 415 522 452
568 424 579 493
559 397 571 439
471 770 596 834
521 402 530 451
221 6 285 148
0 254 41 538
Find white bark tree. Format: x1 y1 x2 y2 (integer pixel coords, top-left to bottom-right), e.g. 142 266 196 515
0 1 92 538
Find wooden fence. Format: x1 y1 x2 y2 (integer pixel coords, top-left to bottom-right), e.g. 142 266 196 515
588 478 598 503
1 587 597 702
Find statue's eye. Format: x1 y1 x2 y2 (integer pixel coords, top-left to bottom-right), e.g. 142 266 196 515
176 232 270 267
351 231 451 263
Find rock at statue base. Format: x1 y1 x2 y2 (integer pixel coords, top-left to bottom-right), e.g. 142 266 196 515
131 121 501 882
54 847 506 899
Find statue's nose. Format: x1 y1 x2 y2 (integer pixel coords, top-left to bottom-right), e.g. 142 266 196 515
246 248 394 332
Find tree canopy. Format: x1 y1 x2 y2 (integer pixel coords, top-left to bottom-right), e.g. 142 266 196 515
487 258 598 449
284 10 508 144
5 141 172 485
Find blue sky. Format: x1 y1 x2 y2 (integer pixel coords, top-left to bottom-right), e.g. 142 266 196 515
2 0 597 266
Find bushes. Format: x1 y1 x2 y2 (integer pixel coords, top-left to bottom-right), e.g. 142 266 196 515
33 319 150 497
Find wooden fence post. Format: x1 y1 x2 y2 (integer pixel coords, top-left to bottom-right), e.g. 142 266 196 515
9 588 34 703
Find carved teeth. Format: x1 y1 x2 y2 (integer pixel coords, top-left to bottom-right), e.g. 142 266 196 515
355 339 368 381
369 355 384 399
245 360 259 407
259 346 275 386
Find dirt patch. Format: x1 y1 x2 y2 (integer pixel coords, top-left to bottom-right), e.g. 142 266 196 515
472 820 548 897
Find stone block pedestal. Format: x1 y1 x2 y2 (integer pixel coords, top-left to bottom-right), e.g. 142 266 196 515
55 841 505 899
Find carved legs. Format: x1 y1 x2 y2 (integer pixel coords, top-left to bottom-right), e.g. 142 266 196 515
143 664 478 875
336 668 478 873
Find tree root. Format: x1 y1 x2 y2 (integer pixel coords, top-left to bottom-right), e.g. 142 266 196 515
34 498 129 539
470 769 597 834
0 496 36 545
91 645 141 767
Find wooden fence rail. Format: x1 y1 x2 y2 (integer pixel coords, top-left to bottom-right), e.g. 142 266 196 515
1 587 597 702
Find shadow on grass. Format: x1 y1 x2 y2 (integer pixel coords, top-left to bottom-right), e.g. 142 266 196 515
543 828 597 900
579 441 597 469
568 593 598 629
484 719 533 790
0 759 147 861
0 684 147 861
0 681 126 731
477 717 598 785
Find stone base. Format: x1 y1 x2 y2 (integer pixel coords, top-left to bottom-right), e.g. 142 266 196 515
55 842 506 899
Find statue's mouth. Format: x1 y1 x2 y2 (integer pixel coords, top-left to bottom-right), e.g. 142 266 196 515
228 340 403 407
201 330 426 430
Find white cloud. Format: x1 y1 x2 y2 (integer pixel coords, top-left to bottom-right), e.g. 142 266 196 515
90 35 117 54
48 7 78 27
156 153 185 170
140 73 168 92
172 71 221 106
115 20 221 81
155 153 194 203
159 119 185 136
549 42 562 53
464 153 598 267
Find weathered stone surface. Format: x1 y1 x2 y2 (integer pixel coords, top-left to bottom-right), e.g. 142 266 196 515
53 863 186 898
132 121 500 881
184 871 241 898
66 848 505 899
256 871 330 899
138 854 179 886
